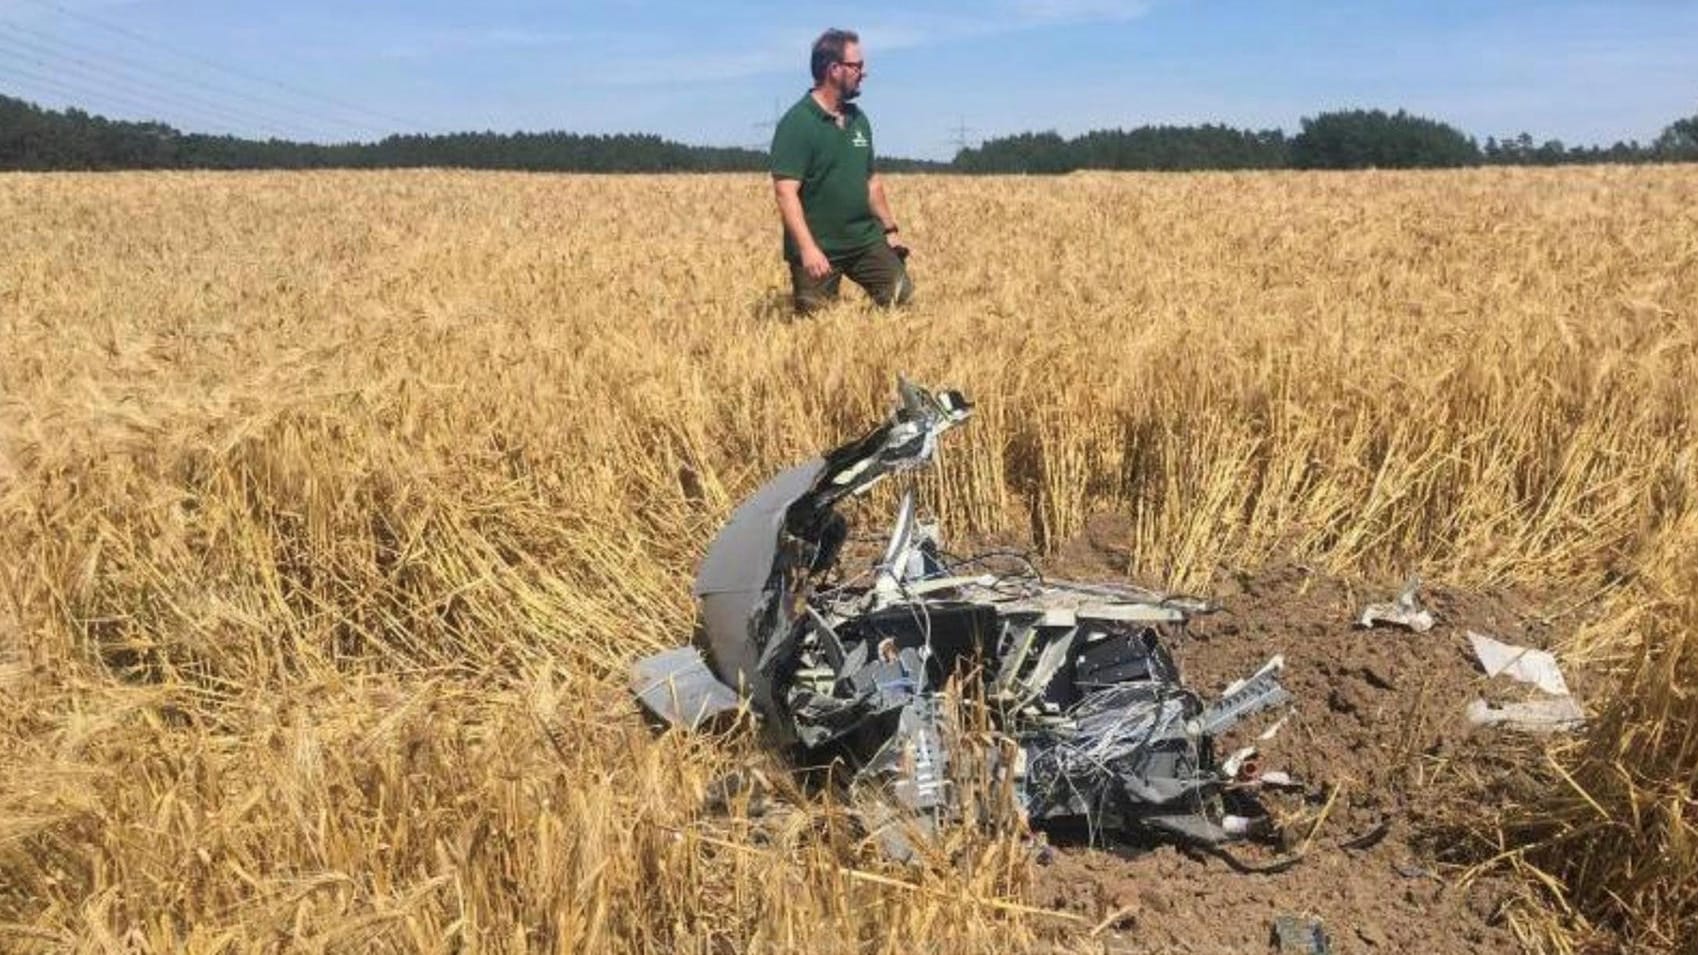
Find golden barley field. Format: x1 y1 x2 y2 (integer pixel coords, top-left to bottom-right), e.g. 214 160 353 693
2 166 1696 953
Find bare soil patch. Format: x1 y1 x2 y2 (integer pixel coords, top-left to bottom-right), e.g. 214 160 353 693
1021 515 1561 953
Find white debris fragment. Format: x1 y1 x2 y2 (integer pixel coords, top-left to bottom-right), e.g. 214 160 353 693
1466 630 1583 733
1465 697 1585 733
1467 631 1571 696
1257 712 1292 742
1258 771 1296 788
1358 576 1435 633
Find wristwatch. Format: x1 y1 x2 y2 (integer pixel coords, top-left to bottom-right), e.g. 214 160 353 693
883 224 900 235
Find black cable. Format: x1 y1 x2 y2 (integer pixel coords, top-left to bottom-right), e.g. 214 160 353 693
0 62 256 138
0 20 377 139
25 0 427 133
936 548 1045 582
0 31 310 140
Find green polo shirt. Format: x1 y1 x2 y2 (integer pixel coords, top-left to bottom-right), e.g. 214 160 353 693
770 92 882 261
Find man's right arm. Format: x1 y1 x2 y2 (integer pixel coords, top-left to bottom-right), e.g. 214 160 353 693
773 177 833 279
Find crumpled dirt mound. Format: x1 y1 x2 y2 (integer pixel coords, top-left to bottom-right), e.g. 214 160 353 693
1024 516 1560 953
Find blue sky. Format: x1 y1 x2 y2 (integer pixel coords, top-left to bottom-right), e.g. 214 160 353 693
0 0 1694 159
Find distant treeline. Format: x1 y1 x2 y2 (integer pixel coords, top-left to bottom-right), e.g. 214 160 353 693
958 109 1698 173
0 93 949 173
3 93 1695 173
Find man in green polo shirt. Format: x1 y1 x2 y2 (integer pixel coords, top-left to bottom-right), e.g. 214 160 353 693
770 28 912 315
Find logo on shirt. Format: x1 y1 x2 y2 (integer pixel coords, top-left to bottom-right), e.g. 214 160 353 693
851 130 869 148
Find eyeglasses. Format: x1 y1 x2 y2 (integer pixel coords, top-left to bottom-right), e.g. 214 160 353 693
836 60 865 73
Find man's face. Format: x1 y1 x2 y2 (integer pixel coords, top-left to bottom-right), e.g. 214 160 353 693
832 42 865 100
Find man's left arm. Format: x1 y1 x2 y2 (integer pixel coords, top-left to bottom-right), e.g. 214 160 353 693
868 174 904 249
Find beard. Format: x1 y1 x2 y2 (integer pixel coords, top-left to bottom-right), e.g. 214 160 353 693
841 83 861 102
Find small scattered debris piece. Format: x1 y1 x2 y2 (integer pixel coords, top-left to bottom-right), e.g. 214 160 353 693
1338 819 1390 851
1394 862 1439 881
1465 697 1584 733
1271 914 1331 954
1258 712 1292 741
1465 631 1584 733
1029 831 1056 866
1222 745 1258 778
1357 577 1435 633
1467 631 1569 695
630 647 742 730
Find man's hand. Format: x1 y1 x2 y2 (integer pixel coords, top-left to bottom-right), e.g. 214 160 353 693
886 231 910 260
801 245 833 279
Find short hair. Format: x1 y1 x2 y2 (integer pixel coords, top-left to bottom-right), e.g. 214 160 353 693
810 29 859 84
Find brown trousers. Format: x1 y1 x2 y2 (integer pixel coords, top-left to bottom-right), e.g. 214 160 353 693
789 241 914 314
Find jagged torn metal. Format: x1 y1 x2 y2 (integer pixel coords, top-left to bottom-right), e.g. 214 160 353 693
631 379 1294 848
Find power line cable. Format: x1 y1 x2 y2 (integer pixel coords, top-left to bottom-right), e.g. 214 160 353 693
0 30 314 140
0 59 245 133
2 18 382 140
23 0 427 134
0 51 299 141
0 62 254 137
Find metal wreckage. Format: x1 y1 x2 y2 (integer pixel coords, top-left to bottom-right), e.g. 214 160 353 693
633 380 1294 856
